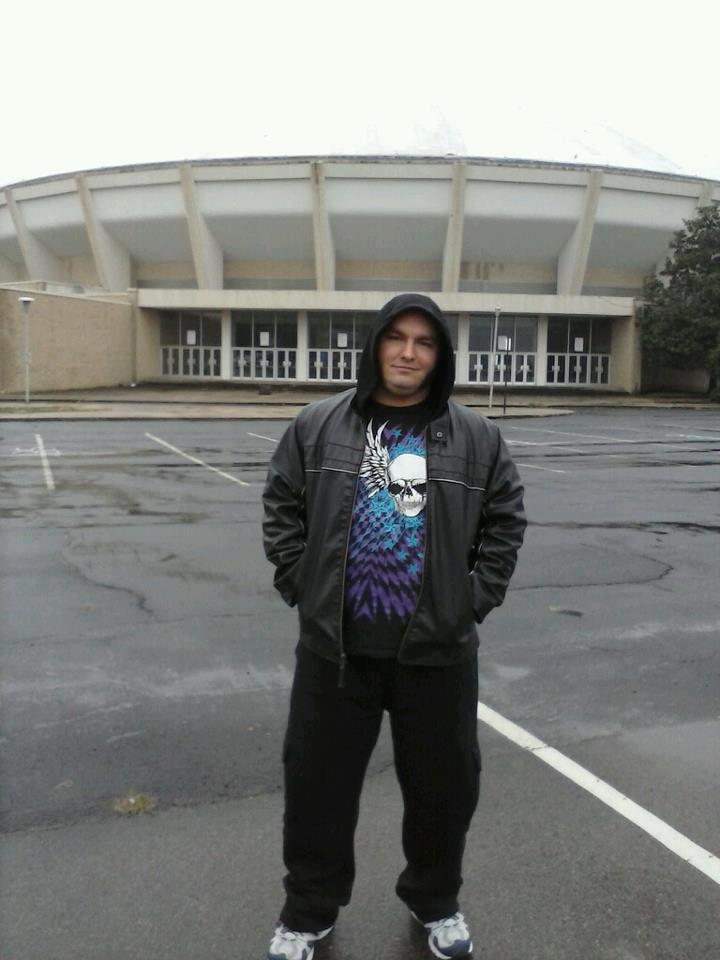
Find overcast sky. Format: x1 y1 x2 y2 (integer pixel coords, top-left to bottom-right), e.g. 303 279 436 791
2 0 718 187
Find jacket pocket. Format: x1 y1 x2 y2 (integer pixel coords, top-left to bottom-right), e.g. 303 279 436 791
274 550 306 607
469 570 495 624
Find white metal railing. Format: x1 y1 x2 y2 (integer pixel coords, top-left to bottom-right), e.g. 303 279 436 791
547 353 610 385
231 348 297 380
468 352 536 384
161 346 221 377
159 346 612 387
308 349 362 381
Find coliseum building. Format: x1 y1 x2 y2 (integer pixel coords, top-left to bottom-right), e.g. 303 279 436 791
1 156 718 395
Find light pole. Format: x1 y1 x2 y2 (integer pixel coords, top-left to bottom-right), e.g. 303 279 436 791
501 331 511 416
488 305 500 409
18 296 34 404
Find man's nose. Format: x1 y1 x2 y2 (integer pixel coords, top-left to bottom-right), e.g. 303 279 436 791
399 339 416 359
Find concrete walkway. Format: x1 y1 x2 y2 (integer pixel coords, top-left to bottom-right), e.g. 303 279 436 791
0 384 716 421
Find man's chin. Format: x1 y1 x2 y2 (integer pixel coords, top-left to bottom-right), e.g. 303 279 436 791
386 382 421 397
376 379 429 404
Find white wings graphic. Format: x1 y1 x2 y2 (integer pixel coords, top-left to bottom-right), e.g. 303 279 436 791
359 419 390 497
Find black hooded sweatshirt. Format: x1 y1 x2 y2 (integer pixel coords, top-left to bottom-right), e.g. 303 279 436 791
353 293 455 420
262 294 526 676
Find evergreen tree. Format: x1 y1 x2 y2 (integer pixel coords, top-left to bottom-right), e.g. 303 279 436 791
640 203 720 395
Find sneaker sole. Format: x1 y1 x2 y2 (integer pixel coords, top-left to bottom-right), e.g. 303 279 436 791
428 940 473 960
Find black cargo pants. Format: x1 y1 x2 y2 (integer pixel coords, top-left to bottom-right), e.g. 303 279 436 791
279 643 481 932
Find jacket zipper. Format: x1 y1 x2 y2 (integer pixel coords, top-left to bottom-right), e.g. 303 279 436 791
336 419 364 688
396 424 430 664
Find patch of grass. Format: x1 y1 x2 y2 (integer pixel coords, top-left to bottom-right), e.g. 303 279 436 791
113 793 158 815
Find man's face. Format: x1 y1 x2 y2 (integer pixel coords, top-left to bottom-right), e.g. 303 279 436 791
375 311 439 405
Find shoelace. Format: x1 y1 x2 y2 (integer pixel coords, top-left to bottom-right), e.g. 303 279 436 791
276 929 307 943
428 913 470 945
430 913 466 930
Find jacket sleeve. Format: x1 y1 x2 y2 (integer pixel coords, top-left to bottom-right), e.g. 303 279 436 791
262 416 307 607
469 429 526 623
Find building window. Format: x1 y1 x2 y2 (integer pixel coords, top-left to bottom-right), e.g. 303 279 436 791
307 311 375 381
468 314 538 384
161 311 220 347
546 317 612 385
231 310 298 380
160 310 221 377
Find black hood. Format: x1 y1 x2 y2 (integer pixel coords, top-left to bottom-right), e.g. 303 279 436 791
354 293 455 419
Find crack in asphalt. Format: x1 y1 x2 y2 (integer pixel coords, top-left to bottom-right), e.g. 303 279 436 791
512 560 673 590
59 536 155 619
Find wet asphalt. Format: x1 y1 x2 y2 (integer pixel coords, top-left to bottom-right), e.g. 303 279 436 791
1 408 719 959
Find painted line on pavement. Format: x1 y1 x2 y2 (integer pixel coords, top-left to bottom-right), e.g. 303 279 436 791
35 433 56 491
145 433 250 486
476 700 720 887
248 432 279 443
508 439 586 454
505 425 637 444
506 425 716 450
515 462 566 474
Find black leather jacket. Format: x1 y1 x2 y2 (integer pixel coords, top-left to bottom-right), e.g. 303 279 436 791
262 294 526 671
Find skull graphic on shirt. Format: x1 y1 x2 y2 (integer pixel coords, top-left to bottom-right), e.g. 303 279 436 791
359 420 427 517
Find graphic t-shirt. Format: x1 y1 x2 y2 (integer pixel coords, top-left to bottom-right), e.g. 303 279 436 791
343 400 431 657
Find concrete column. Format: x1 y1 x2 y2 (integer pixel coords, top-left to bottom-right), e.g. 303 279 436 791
609 314 640 393
629 310 641 394
76 175 131 292
5 189 64 282
180 165 223 290
133 297 163 382
456 311 469 385
310 162 335 291
296 310 309 381
129 289 140 385
557 171 602 295
442 162 467 293
0 252 22 282
221 309 232 379
697 182 715 209
535 315 548 386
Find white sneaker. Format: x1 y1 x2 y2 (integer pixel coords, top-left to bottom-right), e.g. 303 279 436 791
411 910 473 958
266 923 333 960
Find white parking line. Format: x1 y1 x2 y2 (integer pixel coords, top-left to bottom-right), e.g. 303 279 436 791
505 425 636 444
659 422 720 432
248 432 279 443
515 462 566 474
477 701 720 886
35 434 56 491
145 433 250 486
506 424 719 450
508 439 586 454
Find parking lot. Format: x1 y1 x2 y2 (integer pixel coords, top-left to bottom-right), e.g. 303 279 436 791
1 407 719 959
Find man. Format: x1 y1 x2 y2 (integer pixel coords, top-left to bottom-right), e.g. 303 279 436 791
262 293 526 959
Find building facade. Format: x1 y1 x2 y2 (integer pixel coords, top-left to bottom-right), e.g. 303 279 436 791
1 156 718 394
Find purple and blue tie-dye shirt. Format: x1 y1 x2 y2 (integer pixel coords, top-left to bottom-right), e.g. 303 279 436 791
343 400 431 657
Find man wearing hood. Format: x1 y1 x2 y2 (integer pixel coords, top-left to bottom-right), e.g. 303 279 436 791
263 294 526 959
